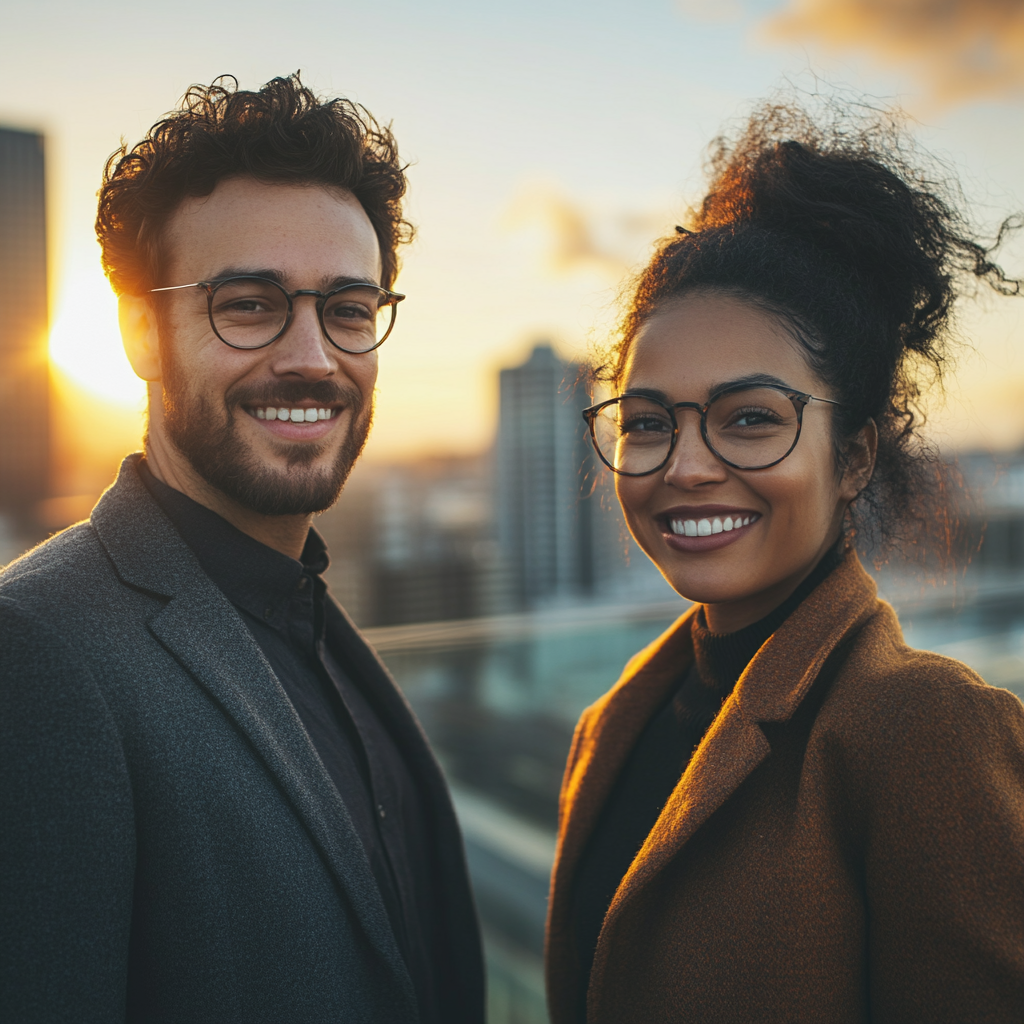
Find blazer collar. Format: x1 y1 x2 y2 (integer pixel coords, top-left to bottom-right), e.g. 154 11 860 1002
91 455 417 1015
548 548 879 1014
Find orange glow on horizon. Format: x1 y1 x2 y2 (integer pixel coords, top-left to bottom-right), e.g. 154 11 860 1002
49 368 144 507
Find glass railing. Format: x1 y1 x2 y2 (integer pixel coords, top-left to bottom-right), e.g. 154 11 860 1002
366 569 1024 1024
364 600 686 1024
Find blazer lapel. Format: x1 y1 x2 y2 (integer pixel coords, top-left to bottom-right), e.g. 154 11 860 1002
90 456 415 1009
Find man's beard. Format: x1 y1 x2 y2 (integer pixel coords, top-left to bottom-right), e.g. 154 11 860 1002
161 358 372 517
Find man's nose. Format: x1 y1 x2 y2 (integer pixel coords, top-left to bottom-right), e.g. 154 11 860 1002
269 296 336 378
662 409 729 488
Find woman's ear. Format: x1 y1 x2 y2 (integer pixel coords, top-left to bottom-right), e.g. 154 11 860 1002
840 419 878 502
119 295 162 383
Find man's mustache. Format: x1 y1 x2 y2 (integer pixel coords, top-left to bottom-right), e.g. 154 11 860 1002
226 379 363 410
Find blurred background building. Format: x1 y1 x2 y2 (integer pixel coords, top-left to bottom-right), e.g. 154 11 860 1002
0 128 49 532
497 342 595 608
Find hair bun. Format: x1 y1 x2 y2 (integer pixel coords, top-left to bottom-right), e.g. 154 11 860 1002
694 111 1018 358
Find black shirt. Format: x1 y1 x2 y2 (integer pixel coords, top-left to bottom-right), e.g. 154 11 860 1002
139 462 441 1024
570 544 845 1011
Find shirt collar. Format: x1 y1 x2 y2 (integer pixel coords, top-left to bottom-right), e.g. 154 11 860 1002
137 459 330 624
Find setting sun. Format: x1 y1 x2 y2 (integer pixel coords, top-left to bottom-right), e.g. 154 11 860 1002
48 258 145 407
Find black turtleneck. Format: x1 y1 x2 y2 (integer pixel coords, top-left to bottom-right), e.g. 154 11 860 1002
569 544 845 1012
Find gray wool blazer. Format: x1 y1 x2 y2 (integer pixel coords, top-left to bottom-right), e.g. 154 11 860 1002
0 455 484 1024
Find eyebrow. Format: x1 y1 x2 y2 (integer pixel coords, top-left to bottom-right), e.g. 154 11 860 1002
623 373 797 404
207 268 381 290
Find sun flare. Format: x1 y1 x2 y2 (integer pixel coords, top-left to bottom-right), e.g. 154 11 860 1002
48 262 146 407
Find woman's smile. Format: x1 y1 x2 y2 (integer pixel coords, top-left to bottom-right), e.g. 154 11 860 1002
658 505 762 552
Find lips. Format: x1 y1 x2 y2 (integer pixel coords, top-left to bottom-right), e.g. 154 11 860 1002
242 402 343 440
250 406 336 423
669 513 758 537
657 506 762 552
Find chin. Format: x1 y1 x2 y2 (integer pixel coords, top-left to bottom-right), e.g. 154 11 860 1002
653 550 760 607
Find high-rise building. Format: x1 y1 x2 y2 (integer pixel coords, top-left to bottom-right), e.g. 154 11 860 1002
496 342 597 608
0 128 49 515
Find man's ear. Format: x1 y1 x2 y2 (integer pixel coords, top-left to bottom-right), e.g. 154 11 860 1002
840 418 878 502
119 294 162 382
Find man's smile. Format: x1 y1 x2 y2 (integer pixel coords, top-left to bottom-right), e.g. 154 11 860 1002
250 405 338 422
244 402 343 441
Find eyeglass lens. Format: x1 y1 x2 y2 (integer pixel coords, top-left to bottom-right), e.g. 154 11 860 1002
592 387 802 473
209 277 396 352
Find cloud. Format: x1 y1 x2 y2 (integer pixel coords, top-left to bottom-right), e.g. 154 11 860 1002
504 184 675 279
766 0 1024 104
676 0 742 24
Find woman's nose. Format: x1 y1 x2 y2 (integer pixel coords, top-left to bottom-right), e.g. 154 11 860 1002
662 410 729 488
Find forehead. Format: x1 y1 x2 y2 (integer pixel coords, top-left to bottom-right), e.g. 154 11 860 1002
623 291 821 399
160 177 381 284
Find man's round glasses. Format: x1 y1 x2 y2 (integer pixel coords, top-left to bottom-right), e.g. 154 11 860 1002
582 384 842 476
150 276 406 353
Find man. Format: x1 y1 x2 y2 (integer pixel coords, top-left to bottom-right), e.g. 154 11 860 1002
0 75 484 1023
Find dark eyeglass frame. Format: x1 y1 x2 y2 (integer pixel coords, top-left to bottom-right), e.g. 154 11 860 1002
582 383 843 476
149 275 406 353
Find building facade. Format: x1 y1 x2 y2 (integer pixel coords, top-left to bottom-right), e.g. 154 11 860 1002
0 128 49 516
496 342 597 609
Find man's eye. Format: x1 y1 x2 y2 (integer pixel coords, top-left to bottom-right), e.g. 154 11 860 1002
325 301 373 321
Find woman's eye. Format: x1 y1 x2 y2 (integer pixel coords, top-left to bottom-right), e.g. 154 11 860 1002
622 416 671 434
731 407 780 427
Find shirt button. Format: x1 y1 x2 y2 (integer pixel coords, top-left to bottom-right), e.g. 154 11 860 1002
378 804 386 819
263 606 273 620
297 577 308 591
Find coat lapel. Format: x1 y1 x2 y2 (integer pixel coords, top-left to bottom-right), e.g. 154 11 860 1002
548 550 881 1016
550 605 699 906
90 456 415 1010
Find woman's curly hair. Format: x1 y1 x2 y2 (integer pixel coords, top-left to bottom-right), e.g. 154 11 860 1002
600 99 1020 565
96 73 413 294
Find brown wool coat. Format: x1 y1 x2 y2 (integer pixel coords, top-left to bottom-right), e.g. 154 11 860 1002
546 551 1024 1024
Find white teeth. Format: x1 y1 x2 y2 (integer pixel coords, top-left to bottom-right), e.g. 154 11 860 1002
255 405 335 423
669 513 761 537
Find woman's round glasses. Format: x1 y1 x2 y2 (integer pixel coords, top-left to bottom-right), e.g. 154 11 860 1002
150 275 406 353
583 384 842 476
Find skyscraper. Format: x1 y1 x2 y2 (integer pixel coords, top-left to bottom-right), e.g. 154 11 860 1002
0 128 49 515
496 342 597 608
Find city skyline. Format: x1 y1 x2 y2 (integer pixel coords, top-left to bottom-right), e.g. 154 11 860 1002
2 0 1024 481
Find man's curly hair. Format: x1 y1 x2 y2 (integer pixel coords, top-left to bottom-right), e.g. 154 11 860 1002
96 73 413 295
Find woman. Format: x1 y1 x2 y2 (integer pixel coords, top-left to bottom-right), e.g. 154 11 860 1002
545 104 1024 1024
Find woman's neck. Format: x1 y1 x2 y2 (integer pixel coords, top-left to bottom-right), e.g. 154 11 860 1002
693 541 847 693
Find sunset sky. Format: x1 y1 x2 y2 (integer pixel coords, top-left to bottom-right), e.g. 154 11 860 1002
4 0 1024 482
